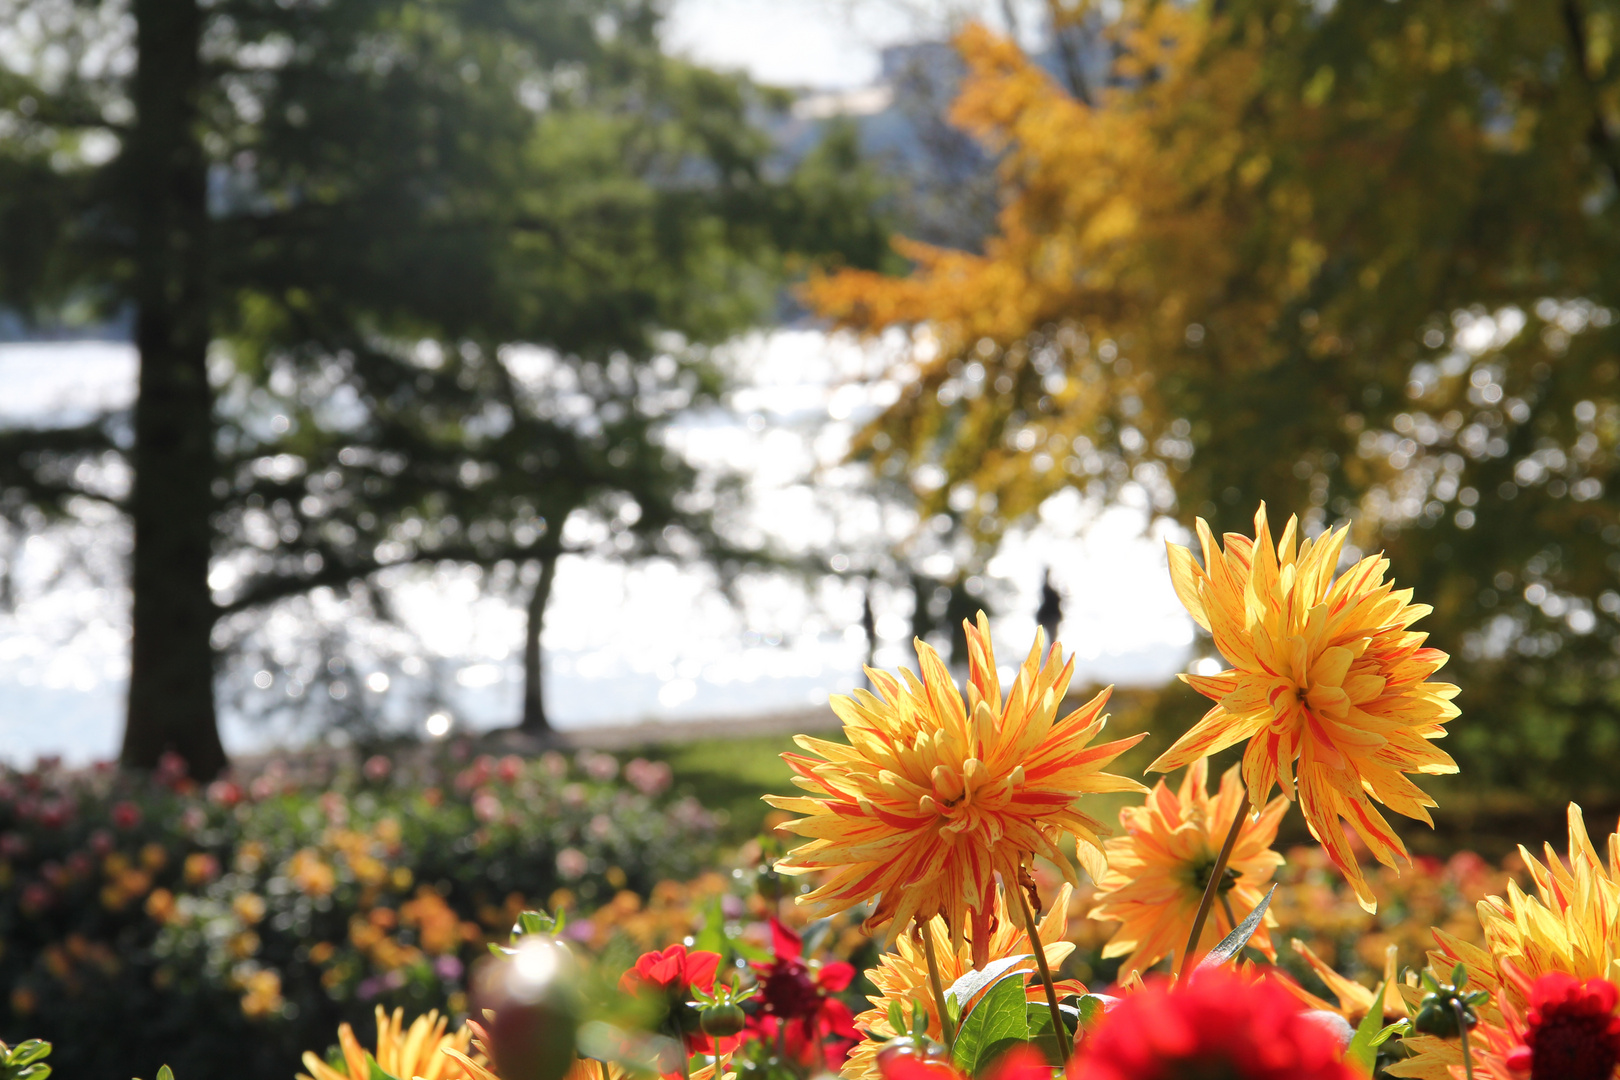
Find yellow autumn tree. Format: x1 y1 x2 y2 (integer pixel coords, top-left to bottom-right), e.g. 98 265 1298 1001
807 0 1620 796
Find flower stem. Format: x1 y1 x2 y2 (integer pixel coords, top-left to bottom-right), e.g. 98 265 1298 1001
1217 892 1239 941
1015 873 1074 1062
1178 799 1249 984
920 924 958 1047
1453 1000 1475 1080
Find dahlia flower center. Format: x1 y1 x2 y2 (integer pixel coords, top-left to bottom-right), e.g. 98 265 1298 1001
1163 1059 1243 1080
918 760 1023 836
760 961 823 1020
1528 1009 1620 1080
1182 857 1241 899
1269 640 1361 729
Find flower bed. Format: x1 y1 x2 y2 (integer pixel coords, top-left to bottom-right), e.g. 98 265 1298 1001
0 746 717 1079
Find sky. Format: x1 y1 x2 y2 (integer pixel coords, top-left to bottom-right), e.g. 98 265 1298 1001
663 0 1038 89
0 1 1199 766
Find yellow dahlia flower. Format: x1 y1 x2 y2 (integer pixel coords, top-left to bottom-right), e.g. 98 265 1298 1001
766 613 1146 964
1389 803 1620 1080
1088 759 1288 978
1150 504 1460 911
298 1006 480 1080
844 883 1082 1080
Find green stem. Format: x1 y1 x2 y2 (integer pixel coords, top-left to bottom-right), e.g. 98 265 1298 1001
1218 892 1239 941
920 924 958 1047
1453 1000 1475 1080
1178 800 1249 984
1015 874 1075 1062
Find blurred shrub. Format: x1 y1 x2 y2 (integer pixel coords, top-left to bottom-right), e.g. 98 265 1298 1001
0 745 716 1080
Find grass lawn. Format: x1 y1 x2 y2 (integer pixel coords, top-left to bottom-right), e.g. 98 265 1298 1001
639 732 802 843
622 687 1608 860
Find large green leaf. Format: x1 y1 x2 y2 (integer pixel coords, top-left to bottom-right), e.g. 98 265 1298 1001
945 955 1033 1013
1343 981 1387 1078
951 974 1030 1078
1025 1002 1079 1065
1075 995 1110 1033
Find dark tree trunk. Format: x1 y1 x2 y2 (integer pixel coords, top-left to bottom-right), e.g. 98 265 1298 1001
120 0 226 778
518 552 559 734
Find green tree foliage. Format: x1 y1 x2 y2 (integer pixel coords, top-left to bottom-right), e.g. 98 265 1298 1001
0 0 888 773
810 0 1620 798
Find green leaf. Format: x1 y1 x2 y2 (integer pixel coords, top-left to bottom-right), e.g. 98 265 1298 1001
366 1053 402 1080
888 999 907 1036
1197 884 1277 970
1075 994 1110 1032
951 974 1029 1077
515 909 560 941
1025 1002 1078 1065
9 1044 50 1068
157 1068 174 1080
1344 981 1387 1078
944 955 1033 1013
1371 1019 1411 1048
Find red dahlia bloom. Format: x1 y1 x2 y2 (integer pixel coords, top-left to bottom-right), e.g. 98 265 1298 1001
620 944 721 995
621 944 733 1060
1069 968 1358 1080
748 919 859 1067
1501 971 1620 1080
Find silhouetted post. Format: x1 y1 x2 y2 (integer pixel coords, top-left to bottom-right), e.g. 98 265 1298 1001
861 581 877 675
1036 567 1063 651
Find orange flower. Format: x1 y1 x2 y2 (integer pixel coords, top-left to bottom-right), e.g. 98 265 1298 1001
1150 504 1459 911
766 614 1145 964
1089 760 1288 978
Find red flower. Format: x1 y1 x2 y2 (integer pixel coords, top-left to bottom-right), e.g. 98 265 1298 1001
748 919 859 1067
1501 971 1620 1080
621 943 722 995
1069 968 1358 1080
621 944 730 1061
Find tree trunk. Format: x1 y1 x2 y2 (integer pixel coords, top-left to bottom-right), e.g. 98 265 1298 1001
120 0 226 779
518 552 559 734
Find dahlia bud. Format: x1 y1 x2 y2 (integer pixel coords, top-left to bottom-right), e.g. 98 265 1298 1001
472 936 580 1080
1412 965 1486 1039
699 1002 746 1037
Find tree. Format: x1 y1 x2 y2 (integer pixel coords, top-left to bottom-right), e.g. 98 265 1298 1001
0 0 887 773
808 0 1620 795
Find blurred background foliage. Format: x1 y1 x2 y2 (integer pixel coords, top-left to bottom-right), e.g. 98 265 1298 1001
0 0 892 773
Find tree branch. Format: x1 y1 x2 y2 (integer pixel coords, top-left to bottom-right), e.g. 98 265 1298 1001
1562 0 1620 192
1044 0 1095 106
